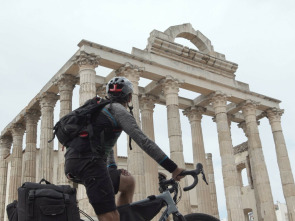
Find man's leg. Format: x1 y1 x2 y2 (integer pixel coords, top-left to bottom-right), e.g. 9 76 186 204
97 210 120 221
117 169 135 206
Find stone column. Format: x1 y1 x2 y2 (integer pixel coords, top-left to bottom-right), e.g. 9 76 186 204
266 108 295 221
241 100 277 221
183 106 212 215
210 91 244 221
39 92 59 182
161 76 191 214
206 153 220 219
116 63 146 201
8 123 25 204
74 51 100 106
139 94 159 196
56 74 76 185
23 109 40 183
0 136 12 220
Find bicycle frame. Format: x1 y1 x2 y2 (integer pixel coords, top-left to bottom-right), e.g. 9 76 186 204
128 189 184 221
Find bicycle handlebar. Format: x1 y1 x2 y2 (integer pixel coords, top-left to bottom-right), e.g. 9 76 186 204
159 163 209 193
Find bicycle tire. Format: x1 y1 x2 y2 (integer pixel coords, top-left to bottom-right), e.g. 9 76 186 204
184 213 220 221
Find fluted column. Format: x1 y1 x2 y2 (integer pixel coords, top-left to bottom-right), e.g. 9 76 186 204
73 51 100 106
183 106 212 215
266 108 295 221
139 94 158 197
161 76 191 214
242 100 277 221
206 153 220 219
0 136 12 220
56 74 76 185
210 91 244 221
23 109 40 183
8 123 25 204
39 92 59 182
116 63 146 201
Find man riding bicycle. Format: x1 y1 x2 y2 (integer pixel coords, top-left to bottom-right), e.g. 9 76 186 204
64 76 184 221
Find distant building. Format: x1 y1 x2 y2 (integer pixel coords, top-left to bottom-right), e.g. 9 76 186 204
275 202 289 221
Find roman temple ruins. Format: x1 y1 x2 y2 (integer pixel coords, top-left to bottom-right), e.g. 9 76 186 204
1 24 294 221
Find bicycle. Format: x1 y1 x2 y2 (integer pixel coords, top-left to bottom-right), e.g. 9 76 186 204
116 163 220 221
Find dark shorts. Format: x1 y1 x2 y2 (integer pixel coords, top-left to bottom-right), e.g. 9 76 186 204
64 156 121 215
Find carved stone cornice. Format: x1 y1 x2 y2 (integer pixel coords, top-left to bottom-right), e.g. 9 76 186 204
266 108 284 123
139 94 158 111
25 109 41 124
161 75 182 95
73 51 100 68
116 62 143 82
183 106 206 123
39 92 59 109
55 74 77 92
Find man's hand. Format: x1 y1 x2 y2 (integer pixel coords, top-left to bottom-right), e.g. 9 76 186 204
172 167 185 181
120 168 131 176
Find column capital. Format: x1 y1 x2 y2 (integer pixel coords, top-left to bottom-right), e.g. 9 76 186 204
238 121 248 137
11 123 26 137
266 108 284 123
161 75 182 95
73 51 100 69
96 85 107 98
39 92 59 109
241 100 260 116
206 153 212 160
183 106 206 123
55 74 77 92
25 109 41 124
139 94 157 111
116 62 143 82
0 135 12 148
210 91 228 109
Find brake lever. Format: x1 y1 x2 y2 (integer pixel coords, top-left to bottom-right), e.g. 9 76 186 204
201 169 209 185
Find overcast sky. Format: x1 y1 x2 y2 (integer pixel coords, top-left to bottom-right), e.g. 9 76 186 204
1 0 295 219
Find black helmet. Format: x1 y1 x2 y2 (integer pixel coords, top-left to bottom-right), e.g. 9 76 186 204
106 77 133 102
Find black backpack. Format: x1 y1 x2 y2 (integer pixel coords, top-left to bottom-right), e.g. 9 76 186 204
49 96 111 153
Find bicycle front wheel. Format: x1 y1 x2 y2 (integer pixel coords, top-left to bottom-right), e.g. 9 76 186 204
184 213 220 221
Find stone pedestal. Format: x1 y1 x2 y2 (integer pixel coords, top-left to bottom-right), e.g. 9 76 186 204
161 76 191 214
117 63 146 201
8 124 25 204
242 100 277 221
74 51 100 106
183 106 212 215
56 74 76 185
266 108 295 221
23 109 40 183
211 92 244 221
0 136 12 221
206 153 220 219
139 94 158 197
39 92 59 182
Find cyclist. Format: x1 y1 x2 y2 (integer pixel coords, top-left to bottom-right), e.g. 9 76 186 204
64 76 185 221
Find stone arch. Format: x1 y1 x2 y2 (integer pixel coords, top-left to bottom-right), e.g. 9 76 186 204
164 23 214 53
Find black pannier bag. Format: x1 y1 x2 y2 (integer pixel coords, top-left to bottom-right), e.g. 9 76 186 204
17 179 80 221
118 197 165 221
6 200 18 221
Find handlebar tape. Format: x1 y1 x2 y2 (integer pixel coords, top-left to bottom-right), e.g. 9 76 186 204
179 163 203 191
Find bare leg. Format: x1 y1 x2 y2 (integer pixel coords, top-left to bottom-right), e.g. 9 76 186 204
117 169 135 206
97 210 120 221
